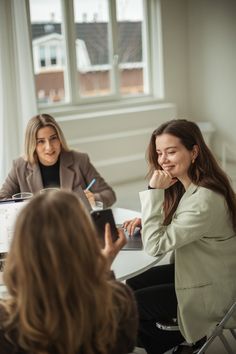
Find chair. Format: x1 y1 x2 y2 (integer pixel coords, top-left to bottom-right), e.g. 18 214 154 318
156 318 199 353
196 302 236 354
156 301 236 353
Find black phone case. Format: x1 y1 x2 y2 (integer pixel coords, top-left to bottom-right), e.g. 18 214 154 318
90 209 118 243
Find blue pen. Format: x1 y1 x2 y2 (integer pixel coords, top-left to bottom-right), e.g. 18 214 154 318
85 178 96 191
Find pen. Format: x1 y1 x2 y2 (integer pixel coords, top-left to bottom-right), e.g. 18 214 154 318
85 178 96 191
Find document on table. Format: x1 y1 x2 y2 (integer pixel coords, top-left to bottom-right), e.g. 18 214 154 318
0 202 26 253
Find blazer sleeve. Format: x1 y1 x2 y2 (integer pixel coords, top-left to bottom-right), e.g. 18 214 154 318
78 153 116 208
139 188 217 257
0 161 20 199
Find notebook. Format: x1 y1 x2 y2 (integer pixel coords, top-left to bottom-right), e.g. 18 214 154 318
116 224 143 250
0 199 28 253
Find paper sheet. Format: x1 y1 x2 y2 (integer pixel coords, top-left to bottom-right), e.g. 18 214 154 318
0 202 27 252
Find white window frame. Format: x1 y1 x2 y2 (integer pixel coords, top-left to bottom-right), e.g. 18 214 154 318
27 0 164 113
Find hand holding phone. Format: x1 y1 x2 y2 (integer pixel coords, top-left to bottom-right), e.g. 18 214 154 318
90 209 119 244
102 224 126 268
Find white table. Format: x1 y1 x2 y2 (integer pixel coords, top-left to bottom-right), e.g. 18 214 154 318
112 207 167 281
0 207 170 296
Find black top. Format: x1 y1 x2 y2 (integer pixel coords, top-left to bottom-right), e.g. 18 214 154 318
39 159 60 188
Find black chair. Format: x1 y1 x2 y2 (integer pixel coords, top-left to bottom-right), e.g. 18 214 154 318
156 302 236 353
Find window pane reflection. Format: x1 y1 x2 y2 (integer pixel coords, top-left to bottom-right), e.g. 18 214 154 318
29 0 66 104
116 0 146 96
73 0 112 97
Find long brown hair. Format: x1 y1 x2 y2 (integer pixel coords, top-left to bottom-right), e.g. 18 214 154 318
2 191 127 354
25 114 70 164
147 119 236 228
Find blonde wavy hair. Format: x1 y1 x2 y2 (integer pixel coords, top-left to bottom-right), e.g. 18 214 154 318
24 114 70 164
2 191 123 354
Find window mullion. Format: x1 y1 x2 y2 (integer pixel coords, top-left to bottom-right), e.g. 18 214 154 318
142 0 150 95
61 0 78 104
149 0 164 98
109 0 120 99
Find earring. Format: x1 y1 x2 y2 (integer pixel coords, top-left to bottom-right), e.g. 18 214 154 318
192 158 195 164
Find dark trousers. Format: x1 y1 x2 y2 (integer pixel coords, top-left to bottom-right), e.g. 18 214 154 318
127 264 185 354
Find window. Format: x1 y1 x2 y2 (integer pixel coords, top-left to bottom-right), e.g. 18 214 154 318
50 45 57 65
39 46 46 67
28 0 159 107
29 0 66 104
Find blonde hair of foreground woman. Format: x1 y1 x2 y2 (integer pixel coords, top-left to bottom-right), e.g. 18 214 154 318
1 191 135 354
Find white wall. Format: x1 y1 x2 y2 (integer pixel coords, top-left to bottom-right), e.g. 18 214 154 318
57 103 176 185
159 0 236 161
189 0 236 160
160 0 190 117
187 0 236 160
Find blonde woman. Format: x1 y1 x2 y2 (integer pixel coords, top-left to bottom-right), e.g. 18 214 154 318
0 190 137 354
0 114 116 208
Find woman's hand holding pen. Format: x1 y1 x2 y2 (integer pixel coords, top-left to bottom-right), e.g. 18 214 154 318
84 178 96 206
149 170 178 189
84 189 95 205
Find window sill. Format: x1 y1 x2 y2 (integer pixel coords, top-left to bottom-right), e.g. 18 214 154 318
39 97 175 122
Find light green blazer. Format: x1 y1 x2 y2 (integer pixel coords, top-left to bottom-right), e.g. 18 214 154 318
140 184 236 343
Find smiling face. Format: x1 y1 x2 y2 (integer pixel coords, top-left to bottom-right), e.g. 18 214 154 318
36 126 61 166
156 133 198 188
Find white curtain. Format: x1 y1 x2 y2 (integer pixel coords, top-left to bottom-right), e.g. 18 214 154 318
0 0 37 185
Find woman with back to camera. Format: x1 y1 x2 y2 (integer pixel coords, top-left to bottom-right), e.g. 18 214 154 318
124 119 236 353
0 190 138 354
0 113 116 207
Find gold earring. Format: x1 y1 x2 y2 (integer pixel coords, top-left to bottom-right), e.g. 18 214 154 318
192 158 195 164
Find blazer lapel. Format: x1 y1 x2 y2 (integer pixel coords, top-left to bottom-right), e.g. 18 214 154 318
179 183 198 206
59 151 75 189
185 183 198 197
26 162 44 193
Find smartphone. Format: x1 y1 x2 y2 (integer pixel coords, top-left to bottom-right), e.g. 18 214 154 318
90 209 119 244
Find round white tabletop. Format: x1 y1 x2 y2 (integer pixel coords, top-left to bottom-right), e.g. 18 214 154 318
112 207 165 281
0 208 169 296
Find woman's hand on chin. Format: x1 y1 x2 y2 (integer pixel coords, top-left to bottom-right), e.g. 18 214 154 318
149 170 178 189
